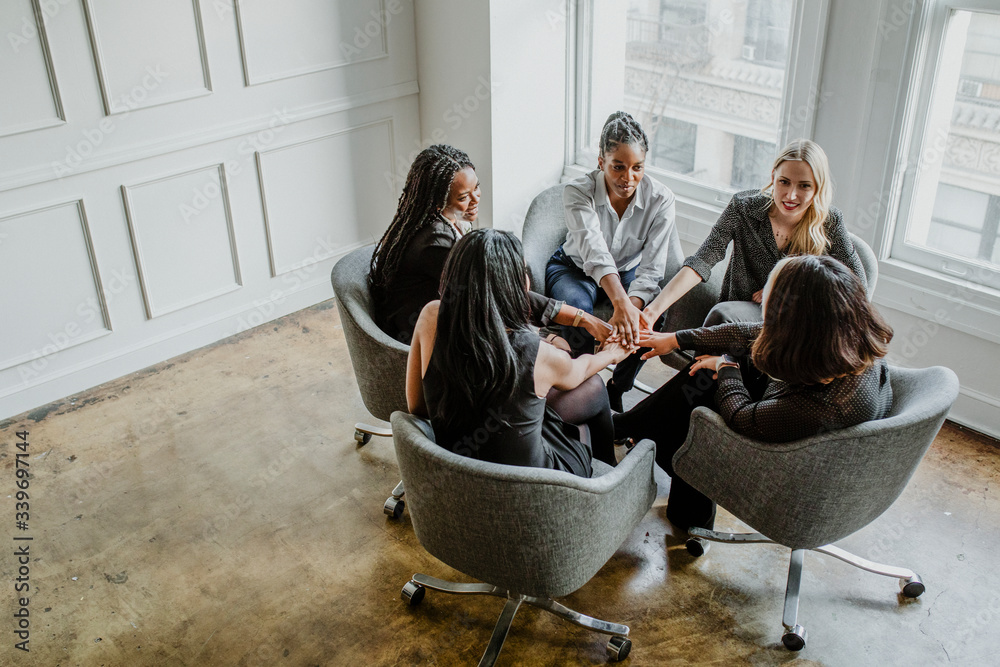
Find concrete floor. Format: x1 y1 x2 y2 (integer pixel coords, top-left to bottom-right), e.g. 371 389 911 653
2 300 998 666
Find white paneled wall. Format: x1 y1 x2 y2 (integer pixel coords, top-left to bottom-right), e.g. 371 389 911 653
0 0 419 420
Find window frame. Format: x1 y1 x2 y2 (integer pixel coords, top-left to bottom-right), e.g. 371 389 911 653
885 0 1000 293
565 0 831 221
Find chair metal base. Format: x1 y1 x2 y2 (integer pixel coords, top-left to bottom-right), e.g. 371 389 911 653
688 527 925 651
350 422 405 518
402 573 631 666
354 422 392 445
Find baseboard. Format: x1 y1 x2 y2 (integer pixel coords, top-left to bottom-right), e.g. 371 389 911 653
0 279 334 424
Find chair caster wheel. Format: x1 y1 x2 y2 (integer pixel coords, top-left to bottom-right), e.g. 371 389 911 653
401 581 425 606
685 537 710 557
383 497 405 519
901 574 925 598
782 624 807 651
354 429 372 445
606 635 631 661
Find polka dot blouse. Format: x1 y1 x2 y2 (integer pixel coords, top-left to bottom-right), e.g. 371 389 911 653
676 322 893 442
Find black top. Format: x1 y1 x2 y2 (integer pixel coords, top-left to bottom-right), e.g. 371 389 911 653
375 219 459 344
683 190 868 302
373 219 564 344
676 322 893 442
422 327 592 477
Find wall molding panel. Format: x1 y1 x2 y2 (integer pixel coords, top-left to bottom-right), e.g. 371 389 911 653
121 164 241 319
235 0 389 85
0 199 110 372
0 0 66 137
256 119 396 277
82 0 212 115
0 81 419 194
0 0 420 421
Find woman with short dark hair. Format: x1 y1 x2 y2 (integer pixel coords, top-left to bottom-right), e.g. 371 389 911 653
614 254 893 530
407 229 634 476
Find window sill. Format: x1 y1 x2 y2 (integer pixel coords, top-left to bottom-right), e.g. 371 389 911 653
874 259 1000 345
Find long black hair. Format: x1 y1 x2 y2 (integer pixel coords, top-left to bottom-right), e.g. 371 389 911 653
368 145 474 301
432 229 531 426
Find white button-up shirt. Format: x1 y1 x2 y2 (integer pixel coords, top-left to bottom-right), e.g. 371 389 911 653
561 170 676 306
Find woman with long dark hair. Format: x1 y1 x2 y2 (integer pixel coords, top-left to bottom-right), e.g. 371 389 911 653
370 144 611 347
406 229 633 476
615 254 893 530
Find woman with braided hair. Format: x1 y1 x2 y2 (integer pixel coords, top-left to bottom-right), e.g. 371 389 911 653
545 111 677 411
370 144 481 343
371 145 619 448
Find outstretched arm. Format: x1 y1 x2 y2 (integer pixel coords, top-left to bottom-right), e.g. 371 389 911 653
534 338 633 396
642 265 703 325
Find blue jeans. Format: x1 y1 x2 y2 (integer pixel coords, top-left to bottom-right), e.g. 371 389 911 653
545 246 660 392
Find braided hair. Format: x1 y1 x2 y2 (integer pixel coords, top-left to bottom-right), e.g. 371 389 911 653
599 111 649 157
369 145 474 300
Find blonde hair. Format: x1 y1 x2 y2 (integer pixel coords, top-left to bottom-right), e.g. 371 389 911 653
762 139 833 256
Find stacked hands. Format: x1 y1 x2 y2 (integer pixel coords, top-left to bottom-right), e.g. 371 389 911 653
592 300 732 380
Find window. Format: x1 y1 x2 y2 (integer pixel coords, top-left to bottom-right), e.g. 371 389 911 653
891 5 1000 290
571 0 825 208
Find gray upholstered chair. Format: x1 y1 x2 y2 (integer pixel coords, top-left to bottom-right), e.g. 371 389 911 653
331 245 409 517
391 411 657 665
520 183 880 369
671 365 959 651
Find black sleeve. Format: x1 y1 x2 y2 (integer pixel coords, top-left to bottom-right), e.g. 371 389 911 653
674 322 763 356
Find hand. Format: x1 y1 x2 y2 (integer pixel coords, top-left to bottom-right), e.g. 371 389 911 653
636 331 678 360
583 314 613 345
690 354 723 379
599 337 634 364
752 289 763 304
609 298 644 347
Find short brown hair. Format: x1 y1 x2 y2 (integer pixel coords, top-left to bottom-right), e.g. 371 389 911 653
752 255 892 385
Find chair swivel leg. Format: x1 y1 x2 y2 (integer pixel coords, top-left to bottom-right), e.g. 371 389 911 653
401 574 632 663
781 549 808 651
812 544 925 597
354 421 392 445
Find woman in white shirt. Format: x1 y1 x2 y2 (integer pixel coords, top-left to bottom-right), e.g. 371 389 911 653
545 111 676 410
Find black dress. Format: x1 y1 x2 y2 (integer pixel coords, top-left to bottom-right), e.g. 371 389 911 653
422 327 594 477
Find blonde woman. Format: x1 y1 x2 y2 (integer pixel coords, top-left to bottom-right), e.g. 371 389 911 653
641 139 866 329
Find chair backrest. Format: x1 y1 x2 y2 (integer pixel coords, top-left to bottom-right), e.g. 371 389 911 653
520 182 685 296
672 365 959 550
330 245 409 422
850 232 879 295
391 411 657 598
